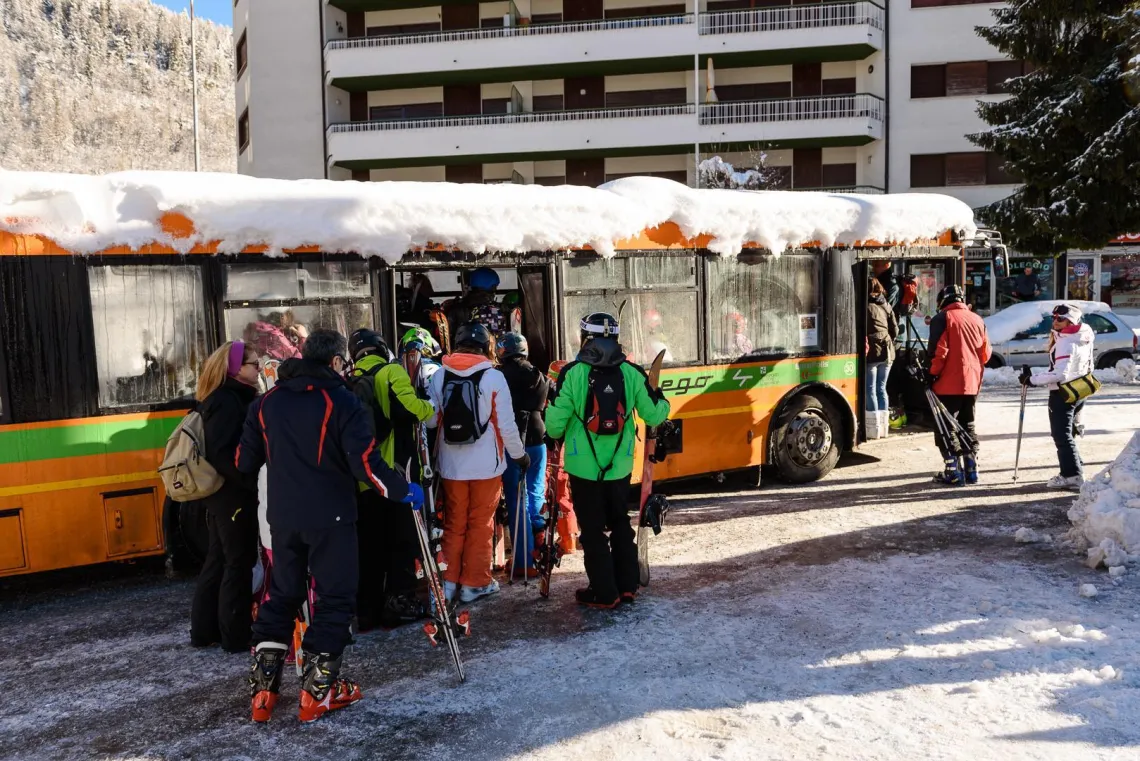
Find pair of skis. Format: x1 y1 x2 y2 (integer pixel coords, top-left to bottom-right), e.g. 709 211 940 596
637 350 669 587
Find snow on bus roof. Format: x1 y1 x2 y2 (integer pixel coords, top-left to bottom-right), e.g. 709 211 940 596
0 170 977 260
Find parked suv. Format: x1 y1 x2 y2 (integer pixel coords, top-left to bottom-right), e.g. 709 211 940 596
983 300 1140 369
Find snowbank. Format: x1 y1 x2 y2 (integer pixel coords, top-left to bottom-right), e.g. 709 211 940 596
984 300 1113 345
1067 431 1140 556
0 170 977 261
983 362 1139 387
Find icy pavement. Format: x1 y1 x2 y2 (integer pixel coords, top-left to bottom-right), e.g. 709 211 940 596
2 388 1139 761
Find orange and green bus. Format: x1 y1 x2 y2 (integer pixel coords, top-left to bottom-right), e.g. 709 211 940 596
0 197 983 577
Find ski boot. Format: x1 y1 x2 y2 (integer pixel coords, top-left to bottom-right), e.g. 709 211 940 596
933 458 964 486
379 593 429 629
298 651 363 723
249 641 288 723
963 455 979 485
575 587 620 609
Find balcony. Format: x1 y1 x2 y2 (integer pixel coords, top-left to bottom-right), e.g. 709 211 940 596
328 94 883 169
324 2 884 90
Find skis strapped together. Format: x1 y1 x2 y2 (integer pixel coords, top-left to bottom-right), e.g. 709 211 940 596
637 350 668 588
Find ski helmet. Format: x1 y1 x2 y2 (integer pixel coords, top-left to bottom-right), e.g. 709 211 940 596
936 284 965 311
348 328 390 361
399 326 441 358
454 321 492 352
580 312 620 342
1051 303 1083 325
469 267 500 292
496 331 528 360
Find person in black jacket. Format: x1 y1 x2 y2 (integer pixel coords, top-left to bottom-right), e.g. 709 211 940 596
190 340 261 652
237 329 422 724
496 332 550 578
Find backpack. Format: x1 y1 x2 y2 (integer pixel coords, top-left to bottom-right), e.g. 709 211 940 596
351 365 394 444
583 366 629 437
469 302 508 335
158 411 223 502
441 369 488 445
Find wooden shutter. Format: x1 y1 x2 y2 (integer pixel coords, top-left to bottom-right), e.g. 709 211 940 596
986 152 1019 184
792 63 822 98
716 82 791 101
910 154 946 188
605 89 686 108
821 163 857 188
346 12 365 38
350 92 368 122
532 94 565 112
564 77 604 110
945 152 986 186
987 60 1024 94
793 148 823 189
443 85 481 117
564 0 603 22
566 158 605 187
946 61 988 96
446 164 484 184
822 78 856 95
606 5 685 18
351 170 370 182
442 4 480 30
910 64 946 98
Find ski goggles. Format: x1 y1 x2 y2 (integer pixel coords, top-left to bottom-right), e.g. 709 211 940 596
580 319 619 337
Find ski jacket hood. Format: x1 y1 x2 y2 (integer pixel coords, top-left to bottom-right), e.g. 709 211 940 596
928 302 992 396
1031 323 1095 390
276 358 345 390
579 337 626 368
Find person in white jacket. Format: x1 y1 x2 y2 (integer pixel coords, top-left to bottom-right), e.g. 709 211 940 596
1019 304 1095 490
427 322 528 604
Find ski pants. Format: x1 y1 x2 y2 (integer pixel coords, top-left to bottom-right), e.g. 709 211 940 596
934 393 978 459
441 477 503 589
568 475 637 601
356 489 419 627
1048 391 1085 479
503 444 548 570
253 523 358 657
190 494 258 652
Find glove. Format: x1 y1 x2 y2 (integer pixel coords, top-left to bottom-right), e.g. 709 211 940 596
402 482 425 510
1018 366 1033 387
514 453 531 471
543 433 561 448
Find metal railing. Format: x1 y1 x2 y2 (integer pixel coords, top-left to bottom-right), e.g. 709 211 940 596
329 103 696 134
698 1 885 35
325 13 693 51
700 94 884 125
792 185 886 194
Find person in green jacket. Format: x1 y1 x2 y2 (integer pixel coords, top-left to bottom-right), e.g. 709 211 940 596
545 312 671 609
347 329 435 630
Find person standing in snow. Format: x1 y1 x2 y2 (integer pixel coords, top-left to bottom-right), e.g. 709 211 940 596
238 329 421 724
545 313 671 608
427 322 528 605
1019 304 1096 490
865 278 898 441
927 285 992 486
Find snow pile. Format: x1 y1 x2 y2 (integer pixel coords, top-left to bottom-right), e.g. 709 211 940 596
1067 431 1140 557
984 300 1113 344
0 169 978 260
1079 583 1099 598
1014 527 1047 543
983 362 1139 387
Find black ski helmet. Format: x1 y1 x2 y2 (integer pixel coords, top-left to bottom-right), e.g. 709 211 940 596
454 321 492 352
580 312 620 343
496 331 528 360
936 284 965 311
348 328 390 361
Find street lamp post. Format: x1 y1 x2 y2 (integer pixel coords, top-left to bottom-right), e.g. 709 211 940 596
190 0 201 171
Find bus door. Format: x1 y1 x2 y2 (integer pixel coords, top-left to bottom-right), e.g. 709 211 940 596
517 264 557 372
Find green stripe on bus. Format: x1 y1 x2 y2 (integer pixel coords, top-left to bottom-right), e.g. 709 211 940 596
0 415 182 466
659 357 857 398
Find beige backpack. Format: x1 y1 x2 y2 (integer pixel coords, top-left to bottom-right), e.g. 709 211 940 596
158 411 223 502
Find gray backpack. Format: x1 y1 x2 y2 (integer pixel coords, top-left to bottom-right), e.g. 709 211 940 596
158 411 223 502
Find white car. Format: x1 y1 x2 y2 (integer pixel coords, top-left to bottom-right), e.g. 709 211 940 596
983 300 1140 370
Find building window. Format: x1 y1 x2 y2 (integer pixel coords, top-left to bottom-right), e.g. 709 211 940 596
87 265 208 409
911 60 1028 98
235 31 247 79
910 153 1018 187
238 108 250 153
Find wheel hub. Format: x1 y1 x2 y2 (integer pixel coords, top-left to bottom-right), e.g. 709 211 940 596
786 411 833 466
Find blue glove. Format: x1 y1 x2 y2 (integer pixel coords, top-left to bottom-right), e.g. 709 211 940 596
403 482 425 510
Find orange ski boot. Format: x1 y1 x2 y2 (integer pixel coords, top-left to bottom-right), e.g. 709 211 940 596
297 652 363 723
249 641 288 723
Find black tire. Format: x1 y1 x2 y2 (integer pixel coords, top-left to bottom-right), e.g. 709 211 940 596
770 393 842 484
1095 351 1130 371
986 353 1005 369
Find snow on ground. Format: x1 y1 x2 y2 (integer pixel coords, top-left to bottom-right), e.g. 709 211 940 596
3 387 1139 761
0 170 977 258
1068 432 1140 557
983 362 1139 387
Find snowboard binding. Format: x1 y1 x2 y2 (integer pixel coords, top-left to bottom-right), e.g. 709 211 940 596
639 493 669 536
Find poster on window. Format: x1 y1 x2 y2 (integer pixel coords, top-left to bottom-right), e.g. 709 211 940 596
799 314 818 347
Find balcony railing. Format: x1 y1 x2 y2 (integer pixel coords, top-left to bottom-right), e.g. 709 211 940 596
329 103 696 134
700 94 884 125
792 185 886 194
698 1 885 35
325 13 693 51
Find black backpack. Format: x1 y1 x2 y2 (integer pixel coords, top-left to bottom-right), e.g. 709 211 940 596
351 366 393 444
441 369 488 445
584 366 628 437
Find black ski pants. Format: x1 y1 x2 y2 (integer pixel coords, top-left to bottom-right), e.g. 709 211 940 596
253 523 358 657
934 393 978 459
190 495 258 652
356 489 420 627
568 475 637 601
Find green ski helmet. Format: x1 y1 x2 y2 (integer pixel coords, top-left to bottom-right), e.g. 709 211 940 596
399 326 441 358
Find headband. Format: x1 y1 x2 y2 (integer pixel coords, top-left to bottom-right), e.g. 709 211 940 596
228 340 246 377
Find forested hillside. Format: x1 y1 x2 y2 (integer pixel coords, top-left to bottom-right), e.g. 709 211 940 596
0 0 235 173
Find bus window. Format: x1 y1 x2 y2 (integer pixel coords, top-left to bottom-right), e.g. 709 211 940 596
707 254 821 360
223 261 373 387
904 263 946 324
87 265 209 408
561 255 699 366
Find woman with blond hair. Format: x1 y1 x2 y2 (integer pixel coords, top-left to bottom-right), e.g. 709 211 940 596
190 340 262 652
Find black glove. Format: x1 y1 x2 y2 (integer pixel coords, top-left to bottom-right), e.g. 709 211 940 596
1018 366 1033 387
514 453 531 471
543 433 560 448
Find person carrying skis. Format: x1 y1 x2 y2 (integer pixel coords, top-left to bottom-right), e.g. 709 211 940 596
1019 303 1095 490
238 329 422 724
496 332 551 579
544 312 671 608
927 284 992 486
426 322 528 604
347 329 436 631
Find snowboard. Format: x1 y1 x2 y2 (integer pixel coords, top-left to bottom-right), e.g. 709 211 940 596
636 350 667 588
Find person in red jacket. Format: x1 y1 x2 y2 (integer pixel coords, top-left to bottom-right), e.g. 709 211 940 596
927 285 992 486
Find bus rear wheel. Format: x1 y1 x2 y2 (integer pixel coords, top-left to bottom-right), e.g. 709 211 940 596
770 393 841 483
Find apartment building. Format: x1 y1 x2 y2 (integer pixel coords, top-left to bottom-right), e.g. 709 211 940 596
234 0 1019 210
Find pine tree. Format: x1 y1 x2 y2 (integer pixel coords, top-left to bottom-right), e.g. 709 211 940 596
969 1 1140 254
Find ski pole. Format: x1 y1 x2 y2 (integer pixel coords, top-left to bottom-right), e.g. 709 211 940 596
1012 366 1029 482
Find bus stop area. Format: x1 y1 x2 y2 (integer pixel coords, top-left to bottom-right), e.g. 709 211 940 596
3 384 1138 761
